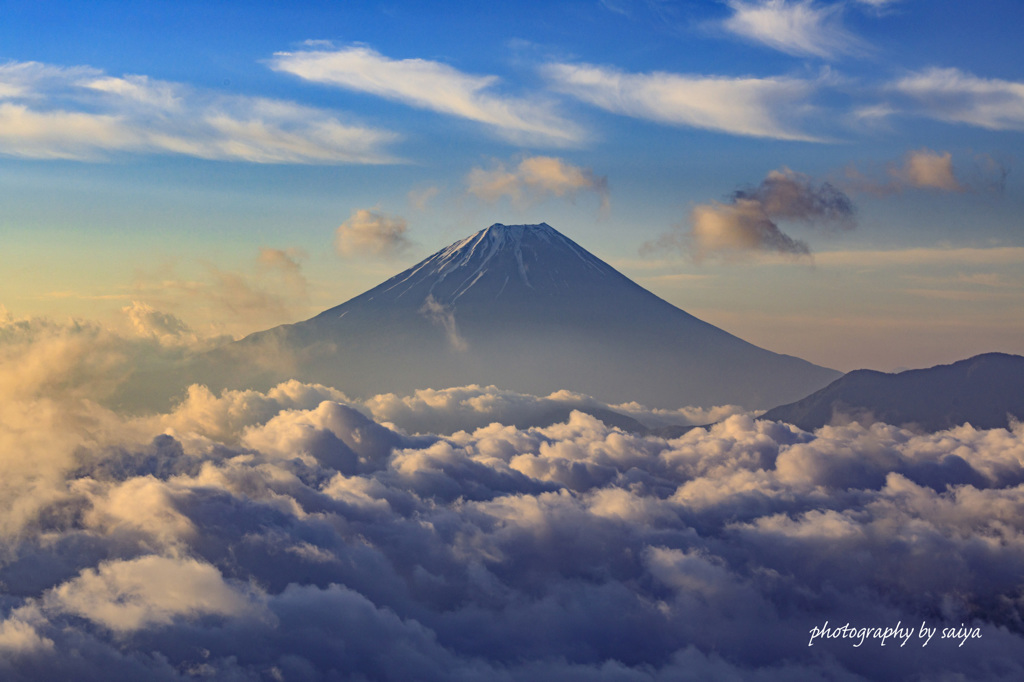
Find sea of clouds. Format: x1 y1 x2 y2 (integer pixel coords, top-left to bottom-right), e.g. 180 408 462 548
2 311 1023 680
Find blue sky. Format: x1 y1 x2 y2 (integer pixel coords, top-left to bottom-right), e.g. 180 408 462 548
2 0 1023 371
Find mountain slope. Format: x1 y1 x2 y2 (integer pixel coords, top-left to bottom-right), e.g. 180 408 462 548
760 352 1024 431
200 223 840 409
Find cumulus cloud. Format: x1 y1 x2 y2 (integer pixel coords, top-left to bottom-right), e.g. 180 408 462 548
734 167 856 225
0 375 1021 679
466 155 609 210
544 61 821 140
841 149 1002 195
336 209 412 258
722 0 869 58
0 60 398 163
0 314 116 401
891 67 1024 131
270 45 583 146
0 617 53 655
646 168 854 260
362 384 743 436
3 315 1024 679
122 301 195 345
44 556 261 633
688 199 813 258
891 149 963 191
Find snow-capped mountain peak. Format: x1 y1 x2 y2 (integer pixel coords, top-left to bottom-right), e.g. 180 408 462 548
373 223 618 306
216 221 841 410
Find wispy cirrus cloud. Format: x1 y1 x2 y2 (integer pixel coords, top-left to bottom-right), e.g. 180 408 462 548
269 45 584 146
721 0 869 58
890 67 1024 131
0 61 398 163
543 61 821 141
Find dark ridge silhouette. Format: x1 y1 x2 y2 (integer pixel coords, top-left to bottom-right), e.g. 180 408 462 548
761 352 1024 432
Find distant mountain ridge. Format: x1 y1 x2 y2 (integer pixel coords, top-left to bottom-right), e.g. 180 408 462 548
189 222 840 409
761 352 1024 432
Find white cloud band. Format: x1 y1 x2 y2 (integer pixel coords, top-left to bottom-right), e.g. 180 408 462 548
0 61 399 163
544 61 820 141
271 45 584 146
891 67 1024 131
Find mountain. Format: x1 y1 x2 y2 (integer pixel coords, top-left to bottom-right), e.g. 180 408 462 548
760 352 1024 432
190 223 840 410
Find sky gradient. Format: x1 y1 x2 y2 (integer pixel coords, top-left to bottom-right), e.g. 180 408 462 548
3 4 1024 679
2 0 1023 372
